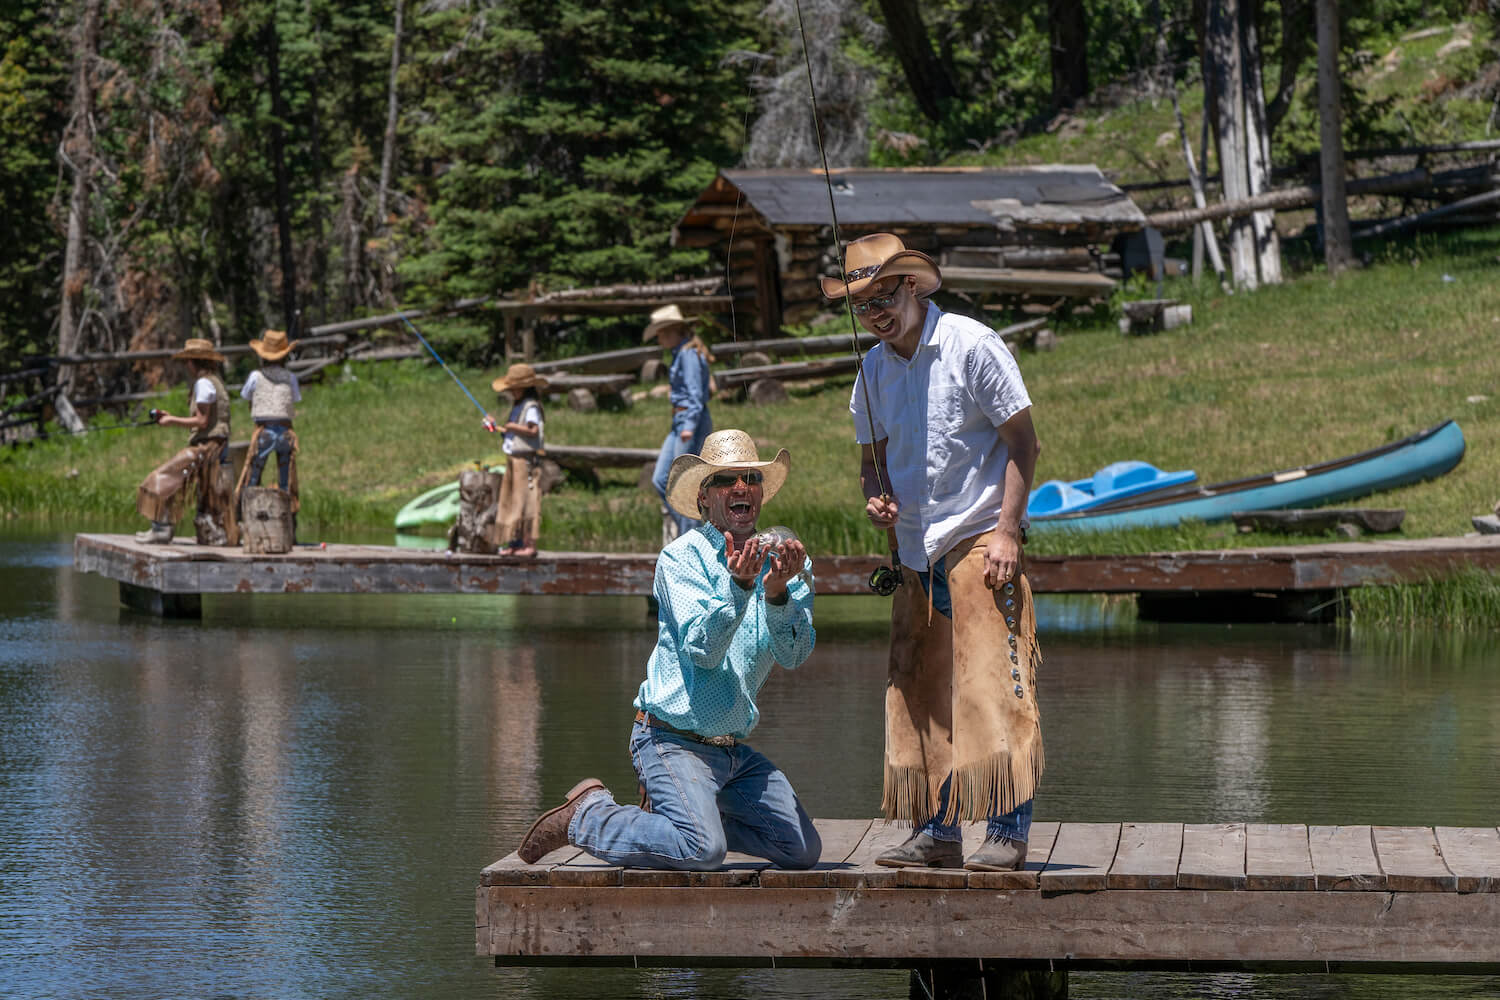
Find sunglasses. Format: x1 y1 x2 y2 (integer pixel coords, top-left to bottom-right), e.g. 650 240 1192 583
705 470 763 489
850 287 902 316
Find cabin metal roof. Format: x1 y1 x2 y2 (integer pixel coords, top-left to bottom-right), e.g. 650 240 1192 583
675 165 1144 237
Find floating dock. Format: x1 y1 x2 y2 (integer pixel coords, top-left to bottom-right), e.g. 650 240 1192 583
478 819 1500 990
72 532 1500 618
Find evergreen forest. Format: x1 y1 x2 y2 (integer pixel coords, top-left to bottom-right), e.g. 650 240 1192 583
2 0 1494 394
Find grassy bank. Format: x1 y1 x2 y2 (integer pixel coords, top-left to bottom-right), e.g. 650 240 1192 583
3 230 1498 569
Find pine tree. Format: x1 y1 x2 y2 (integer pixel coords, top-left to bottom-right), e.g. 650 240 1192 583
403 0 761 311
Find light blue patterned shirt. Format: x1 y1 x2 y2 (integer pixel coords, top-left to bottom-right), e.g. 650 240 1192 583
635 521 815 739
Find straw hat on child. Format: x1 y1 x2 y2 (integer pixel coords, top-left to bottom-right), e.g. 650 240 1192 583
171 338 226 363
664 429 790 520
249 329 299 362
491 363 549 394
642 304 692 342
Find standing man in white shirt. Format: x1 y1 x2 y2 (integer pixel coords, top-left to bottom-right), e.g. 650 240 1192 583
824 233 1043 872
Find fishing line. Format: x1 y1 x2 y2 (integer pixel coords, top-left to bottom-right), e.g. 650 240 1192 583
396 311 497 430
791 0 901 594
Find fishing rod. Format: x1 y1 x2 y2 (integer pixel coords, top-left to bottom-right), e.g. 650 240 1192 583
791 0 902 597
396 311 499 432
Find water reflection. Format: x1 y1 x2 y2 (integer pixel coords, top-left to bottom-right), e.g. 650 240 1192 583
1 528 1498 999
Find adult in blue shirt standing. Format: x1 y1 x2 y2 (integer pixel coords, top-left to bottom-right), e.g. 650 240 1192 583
645 304 714 542
516 429 821 871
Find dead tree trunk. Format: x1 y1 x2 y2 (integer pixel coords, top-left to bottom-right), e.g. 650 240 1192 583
264 12 300 329
1316 0 1355 274
1047 0 1091 110
873 0 959 123
1240 2 1282 284
57 0 103 392
378 0 403 224
1171 88 1226 285
1207 0 1258 289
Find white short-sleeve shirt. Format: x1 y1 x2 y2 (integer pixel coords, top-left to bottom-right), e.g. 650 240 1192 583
192 377 218 406
850 300 1032 570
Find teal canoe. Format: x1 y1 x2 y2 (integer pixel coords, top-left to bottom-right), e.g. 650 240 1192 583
1028 461 1197 517
1030 420 1465 534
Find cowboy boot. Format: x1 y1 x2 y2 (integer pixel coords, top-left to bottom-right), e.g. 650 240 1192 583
964 835 1028 872
517 778 608 864
875 832 963 869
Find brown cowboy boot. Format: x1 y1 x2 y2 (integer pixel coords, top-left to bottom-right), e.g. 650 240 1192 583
964 835 1028 872
516 778 607 863
875 832 963 869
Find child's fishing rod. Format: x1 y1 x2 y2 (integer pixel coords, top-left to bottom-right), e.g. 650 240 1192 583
396 311 498 432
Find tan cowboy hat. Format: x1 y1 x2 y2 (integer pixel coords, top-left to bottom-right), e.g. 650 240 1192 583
819 232 942 300
249 329 299 362
491 363 550 393
642 304 692 342
171 338 226 363
664 429 790 520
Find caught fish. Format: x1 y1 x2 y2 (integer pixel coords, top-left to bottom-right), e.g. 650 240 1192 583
752 525 811 587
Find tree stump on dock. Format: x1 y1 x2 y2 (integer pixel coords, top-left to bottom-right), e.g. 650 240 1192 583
241 487 295 554
450 468 501 553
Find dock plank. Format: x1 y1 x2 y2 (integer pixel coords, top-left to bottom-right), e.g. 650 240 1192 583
968 821 1059 890
1108 822 1183 889
828 820 910 888
1309 826 1386 891
1373 827 1456 892
482 846 583 886
1435 826 1500 892
1178 823 1246 890
1245 824 1315 890
761 819 871 888
1041 823 1120 892
549 850 622 888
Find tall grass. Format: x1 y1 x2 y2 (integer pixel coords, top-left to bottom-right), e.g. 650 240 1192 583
1346 568 1500 631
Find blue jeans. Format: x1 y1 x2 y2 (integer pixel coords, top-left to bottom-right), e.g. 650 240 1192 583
570 720 821 870
651 411 712 538
918 774 1033 844
249 423 294 491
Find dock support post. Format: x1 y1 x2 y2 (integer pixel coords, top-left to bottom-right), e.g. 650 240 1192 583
912 963 1067 1000
119 581 202 619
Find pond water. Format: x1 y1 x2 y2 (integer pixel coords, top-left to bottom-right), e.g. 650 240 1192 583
1 527 1497 999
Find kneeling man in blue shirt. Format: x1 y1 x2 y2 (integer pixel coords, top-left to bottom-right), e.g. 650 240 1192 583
517 429 821 870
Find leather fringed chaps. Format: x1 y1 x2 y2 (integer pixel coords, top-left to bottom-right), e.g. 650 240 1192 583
882 530 1044 826
136 440 229 528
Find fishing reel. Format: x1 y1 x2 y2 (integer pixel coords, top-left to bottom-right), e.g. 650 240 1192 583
148 408 165 423
869 560 902 597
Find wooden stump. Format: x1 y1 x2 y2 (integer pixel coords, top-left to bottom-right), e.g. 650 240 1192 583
451 468 501 553
567 388 597 412
747 377 789 406
640 358 666 382
241 487 295 554
739 350 773 368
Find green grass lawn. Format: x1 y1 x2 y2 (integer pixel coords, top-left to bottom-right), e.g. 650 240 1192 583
5 228 1498 566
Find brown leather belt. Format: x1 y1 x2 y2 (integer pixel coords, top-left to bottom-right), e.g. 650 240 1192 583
635 709 736 748
672 405 688 412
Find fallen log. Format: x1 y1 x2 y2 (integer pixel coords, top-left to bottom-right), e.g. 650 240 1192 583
1145 169 1432 231
1350 188 1500 241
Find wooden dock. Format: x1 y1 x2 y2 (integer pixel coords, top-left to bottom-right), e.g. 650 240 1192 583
478 819 1500 980
73 532 1500 618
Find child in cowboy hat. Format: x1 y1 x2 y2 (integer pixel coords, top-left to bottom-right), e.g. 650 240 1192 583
643 304 715 543
516 429 820 871
485 363 548 557
134 338 235 545
233 329 303 524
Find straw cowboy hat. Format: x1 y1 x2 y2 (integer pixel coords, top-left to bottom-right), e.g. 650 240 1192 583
249 329 299 362
491 363 550 394
642 304 693 342
171 338 226 363
819 232 942 300
665 429 790 520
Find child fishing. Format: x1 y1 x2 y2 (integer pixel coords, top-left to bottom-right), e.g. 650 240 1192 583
485 364 547 557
